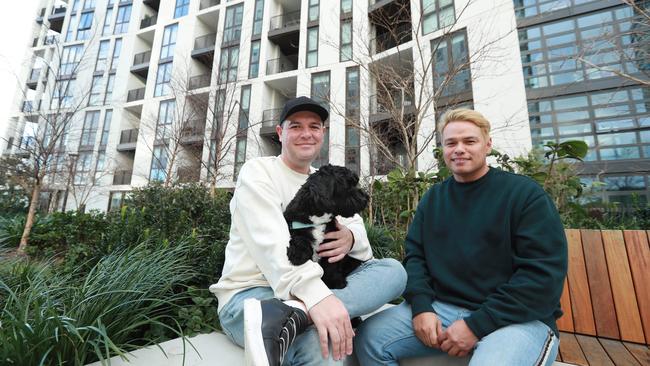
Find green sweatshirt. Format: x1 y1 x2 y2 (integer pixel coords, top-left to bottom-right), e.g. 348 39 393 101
403 167 567 338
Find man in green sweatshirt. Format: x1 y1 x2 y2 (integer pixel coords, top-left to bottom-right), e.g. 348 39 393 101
355 109 567 365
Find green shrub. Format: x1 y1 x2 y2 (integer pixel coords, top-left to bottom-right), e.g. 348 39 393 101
0 241 200 365
366 224 404 261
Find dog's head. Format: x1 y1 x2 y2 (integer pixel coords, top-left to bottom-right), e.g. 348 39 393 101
289 164 368 218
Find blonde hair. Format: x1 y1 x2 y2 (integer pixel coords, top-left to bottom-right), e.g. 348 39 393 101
438 109 491 139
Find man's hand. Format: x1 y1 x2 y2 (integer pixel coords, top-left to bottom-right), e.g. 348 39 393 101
439 319 478 357
309 295 354 361
319 220 354 263
413 312 444 348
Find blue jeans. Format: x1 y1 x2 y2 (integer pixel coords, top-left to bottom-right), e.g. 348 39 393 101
218 258 407 366
355 301 559 366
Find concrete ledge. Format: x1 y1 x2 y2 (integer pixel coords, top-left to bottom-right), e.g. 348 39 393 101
87 331 574 366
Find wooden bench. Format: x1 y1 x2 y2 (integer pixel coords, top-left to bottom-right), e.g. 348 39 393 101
555 229 650 365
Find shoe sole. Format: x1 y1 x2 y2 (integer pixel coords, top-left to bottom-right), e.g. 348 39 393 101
244 298 270 366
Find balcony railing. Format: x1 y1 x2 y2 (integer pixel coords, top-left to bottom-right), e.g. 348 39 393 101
194 33 216 51
181 119 206 138
132 50 151 66
199 0 220 10
269 11 301 31
32 37 39 47
369 92 414 115
188 74 211 90
127 87 145 102
119 128 138 144
51 6 66 16
177 166 201 182
113 170 133 185
22 100 41 113
140 14 157 29
371 24 412 54
28 68 41 82
262 108 283 127
266 54 298 75
44 35 58 45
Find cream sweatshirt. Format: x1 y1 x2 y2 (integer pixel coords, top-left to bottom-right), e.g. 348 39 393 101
210 156 373 313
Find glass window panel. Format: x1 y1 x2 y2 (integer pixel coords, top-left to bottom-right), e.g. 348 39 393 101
543 19 573 35
602 176 645 191
556 110 590 123
598 132 637 146
591 90 630 105
578 11 613 28
596 118 635 132
546 33 575 47
553 96 589 110
600 146 640 160
558 123 592 135
595 105 630 118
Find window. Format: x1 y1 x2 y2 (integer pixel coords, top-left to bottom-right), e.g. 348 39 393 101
156 99 175 142
102 7 113 35
160 24 178 60
108 191 127 211
150 146 168 182
218 46 239 84
307 27 318 67
341 0 352 14
114 4 131 34
174 0 190 18
514 0 600 19
432 30 471 98
223 4 244 44
100 109 112 146
51 79 76 109
345 67 360 174
95 40 110 73
83 0 96 10
89 76 104 106
80 110 101 147
311 72 330 168
95 151 106 181
77 11 95 41
104 74 115 104
60 44 84 76
252 0 264 37
422 0 455 35
234 85 251 178
308 0 319 22
155 62 173 96
110 38 122 71
340 21 352 61
72 0 81 12
248 40 260 78
75 152 93 185
66 14 78 42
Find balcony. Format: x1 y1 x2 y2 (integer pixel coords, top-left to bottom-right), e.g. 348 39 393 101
126 87 145 102
44 35 58 45
191 33 216 67
48 6 67 33
140 14 157 29
259 108 282 137
143 0 160 11
369 92 414 123
180 119 206 145
177 166 201 183
268 11 300 46
199 0 220 10
27 68 41 89
188 74 211 90
113 170 133 185
117 129 138 151
371 24 412 54
266 54 298 75
36 7 46 23
130 50 151 79
21 100 41 113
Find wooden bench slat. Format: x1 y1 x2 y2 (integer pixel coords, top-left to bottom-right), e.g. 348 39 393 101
566 229 597 336
559 332 589 366
625 231 650 344
558 278 575 333
580 230 619 339
599 338 641 366
623 342 650 365
575 334 615 366
601 230 645 344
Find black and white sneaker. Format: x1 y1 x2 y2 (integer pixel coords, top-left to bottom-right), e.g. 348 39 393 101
244 298 309 366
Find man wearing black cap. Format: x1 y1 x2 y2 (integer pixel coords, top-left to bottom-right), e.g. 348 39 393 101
210 96 406 366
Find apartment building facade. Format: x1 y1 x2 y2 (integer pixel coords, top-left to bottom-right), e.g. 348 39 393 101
1 0 648 211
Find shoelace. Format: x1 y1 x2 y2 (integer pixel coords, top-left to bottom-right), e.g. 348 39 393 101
278 311 302 365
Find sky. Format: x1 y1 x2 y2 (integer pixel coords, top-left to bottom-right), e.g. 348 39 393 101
0 1 39 144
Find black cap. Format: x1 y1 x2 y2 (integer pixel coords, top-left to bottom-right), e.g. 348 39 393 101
278 96 329 125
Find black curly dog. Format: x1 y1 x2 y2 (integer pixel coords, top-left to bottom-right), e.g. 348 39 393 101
284 164 369 289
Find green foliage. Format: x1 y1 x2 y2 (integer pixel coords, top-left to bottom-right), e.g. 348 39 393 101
0 242 198 365
0 215 28 248
177 287 220 337
366 223 404 261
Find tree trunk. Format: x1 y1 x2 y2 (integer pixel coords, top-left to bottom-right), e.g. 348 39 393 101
17 183 41 256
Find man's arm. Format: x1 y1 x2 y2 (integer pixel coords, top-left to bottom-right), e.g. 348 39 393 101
463 191 568 339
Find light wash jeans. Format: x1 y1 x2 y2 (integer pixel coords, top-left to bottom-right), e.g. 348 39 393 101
355 301 559 366
218 258 407 366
